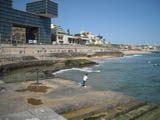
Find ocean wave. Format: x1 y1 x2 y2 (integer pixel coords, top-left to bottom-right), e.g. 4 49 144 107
133 54 143 57
123 54 142 58
72 67 101 73
122 55 134 58
148 61 160 66
53 67 101 75
95 64 101 67
147 61 160 66
151 64 160 66
52 69 73 75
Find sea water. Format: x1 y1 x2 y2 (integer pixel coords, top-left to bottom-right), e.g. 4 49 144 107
55 53 160 104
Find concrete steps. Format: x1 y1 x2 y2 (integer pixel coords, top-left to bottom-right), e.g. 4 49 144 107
84 103 159 120
62 100 160 120
112 104 157 120
136 108 160 120
61 99 146 120
103 101 148 120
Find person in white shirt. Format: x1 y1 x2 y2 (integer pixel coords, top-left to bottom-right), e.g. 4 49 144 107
82 73 88 87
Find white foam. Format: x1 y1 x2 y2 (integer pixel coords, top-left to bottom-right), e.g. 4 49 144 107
121 54 142 59
52 69 73 75
95 64 101 67
152 64 160 66
53 67 101 75
72 67 101 73
133 54 142 57
122 55 134 58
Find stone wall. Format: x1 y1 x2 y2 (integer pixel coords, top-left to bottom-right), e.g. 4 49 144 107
0 44 117 57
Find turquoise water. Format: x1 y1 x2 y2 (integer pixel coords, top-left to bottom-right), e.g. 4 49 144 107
55 53 160 104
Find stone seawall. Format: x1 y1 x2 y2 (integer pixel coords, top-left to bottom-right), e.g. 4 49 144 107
0 44 123 62
0 44 117 57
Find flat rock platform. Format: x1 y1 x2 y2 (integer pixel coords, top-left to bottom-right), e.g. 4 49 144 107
0 78 160 120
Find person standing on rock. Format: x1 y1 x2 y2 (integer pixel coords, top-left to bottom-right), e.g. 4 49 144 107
82 73 88 87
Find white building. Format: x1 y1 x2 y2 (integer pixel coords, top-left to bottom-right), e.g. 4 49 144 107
51 24 89 45
51 24 109 45
79 31 108 45
80 31 95 44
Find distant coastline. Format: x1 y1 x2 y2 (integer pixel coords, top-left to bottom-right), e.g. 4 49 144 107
122 50 151 55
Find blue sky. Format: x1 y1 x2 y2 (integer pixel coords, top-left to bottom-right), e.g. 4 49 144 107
13 0 160 45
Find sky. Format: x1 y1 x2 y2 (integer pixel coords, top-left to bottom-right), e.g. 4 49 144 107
13 0 160 45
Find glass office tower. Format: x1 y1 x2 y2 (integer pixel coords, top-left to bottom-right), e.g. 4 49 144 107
0 0 58 44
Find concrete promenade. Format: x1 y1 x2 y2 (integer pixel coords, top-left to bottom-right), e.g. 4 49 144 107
0 106 67 120
0 78 160 120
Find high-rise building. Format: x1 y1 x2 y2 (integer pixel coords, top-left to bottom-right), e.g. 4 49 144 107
0 0 58 44
51 24 67 35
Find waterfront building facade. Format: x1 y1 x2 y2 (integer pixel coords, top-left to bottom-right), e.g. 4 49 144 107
51 24 108 45
0 0 58 44
51 23 89 45
80 31 95 44
51 23 68 44
79 31 108 45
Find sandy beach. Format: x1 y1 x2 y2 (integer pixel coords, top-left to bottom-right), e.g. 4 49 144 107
71 50 152 61
122 50 151 55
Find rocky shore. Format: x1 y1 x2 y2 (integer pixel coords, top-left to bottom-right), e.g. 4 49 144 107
0 50 159 119
0 50 123 74
0 59 97 84
0 50 123 83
